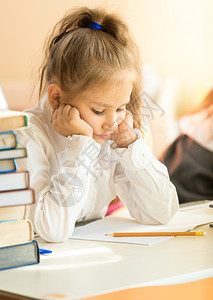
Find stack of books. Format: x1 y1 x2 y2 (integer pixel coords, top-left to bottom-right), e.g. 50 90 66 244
0 109 40 270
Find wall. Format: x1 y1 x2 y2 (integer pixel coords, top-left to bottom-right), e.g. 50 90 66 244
0 0 212 113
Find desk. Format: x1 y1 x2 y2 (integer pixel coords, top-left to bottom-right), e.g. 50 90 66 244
0 212 213 299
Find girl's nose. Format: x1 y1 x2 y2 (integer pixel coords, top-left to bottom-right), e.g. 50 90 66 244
102 114 118 132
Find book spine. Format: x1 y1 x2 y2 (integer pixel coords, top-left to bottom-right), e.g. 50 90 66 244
24 115 28 127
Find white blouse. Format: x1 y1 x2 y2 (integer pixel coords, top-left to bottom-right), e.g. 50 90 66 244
16 96 179 242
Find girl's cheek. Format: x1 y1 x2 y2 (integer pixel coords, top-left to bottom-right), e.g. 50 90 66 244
117 112 126 125
82 114 98 129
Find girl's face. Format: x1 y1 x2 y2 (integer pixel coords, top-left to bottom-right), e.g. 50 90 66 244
63 77 133 144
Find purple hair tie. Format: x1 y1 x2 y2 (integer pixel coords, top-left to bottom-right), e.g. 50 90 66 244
88 21 102 30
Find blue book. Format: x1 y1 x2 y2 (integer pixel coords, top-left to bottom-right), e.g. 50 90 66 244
0 159 17 173
0 240 40 271
0 131 17 150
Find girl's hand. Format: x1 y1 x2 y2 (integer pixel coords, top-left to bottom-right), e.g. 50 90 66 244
51 104 93 138
110 110 138 148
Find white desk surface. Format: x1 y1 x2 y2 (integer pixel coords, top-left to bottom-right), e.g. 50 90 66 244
0 207 213 299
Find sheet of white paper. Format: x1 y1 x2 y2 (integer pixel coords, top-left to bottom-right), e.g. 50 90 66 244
71 202 213 246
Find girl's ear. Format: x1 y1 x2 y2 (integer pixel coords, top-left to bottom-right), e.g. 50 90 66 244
47 84 62 109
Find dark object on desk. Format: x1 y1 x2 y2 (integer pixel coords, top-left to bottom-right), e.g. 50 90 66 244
160 134 213 203
0 240 40 271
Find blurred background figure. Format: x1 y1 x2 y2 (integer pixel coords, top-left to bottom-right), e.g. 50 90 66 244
160 89 213 203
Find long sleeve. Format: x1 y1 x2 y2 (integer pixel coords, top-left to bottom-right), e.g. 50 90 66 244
17 123 101 242
112 137 179 224
16 96 179 242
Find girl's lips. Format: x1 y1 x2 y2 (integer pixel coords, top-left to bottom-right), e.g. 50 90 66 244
94 133 111 139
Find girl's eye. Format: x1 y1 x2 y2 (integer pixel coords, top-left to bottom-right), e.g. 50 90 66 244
91 107 125 115
117 108 125 112
91 108 104 115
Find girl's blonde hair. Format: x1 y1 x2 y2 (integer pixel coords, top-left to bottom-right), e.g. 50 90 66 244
39 7 143 130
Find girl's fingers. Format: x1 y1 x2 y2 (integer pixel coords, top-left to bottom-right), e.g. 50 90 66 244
124 110 133 126
62 104 72 116
117 110 133 132
51 106 59 122
68 106 79 119
53 104 71 121
56 103 66 115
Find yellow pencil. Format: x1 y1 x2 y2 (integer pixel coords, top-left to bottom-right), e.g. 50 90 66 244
106 231 205 237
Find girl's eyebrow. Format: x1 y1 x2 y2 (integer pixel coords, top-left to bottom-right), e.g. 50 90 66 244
90 101 129 108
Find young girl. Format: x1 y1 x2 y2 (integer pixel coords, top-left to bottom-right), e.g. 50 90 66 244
161 89 213 203
16 7 179 242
